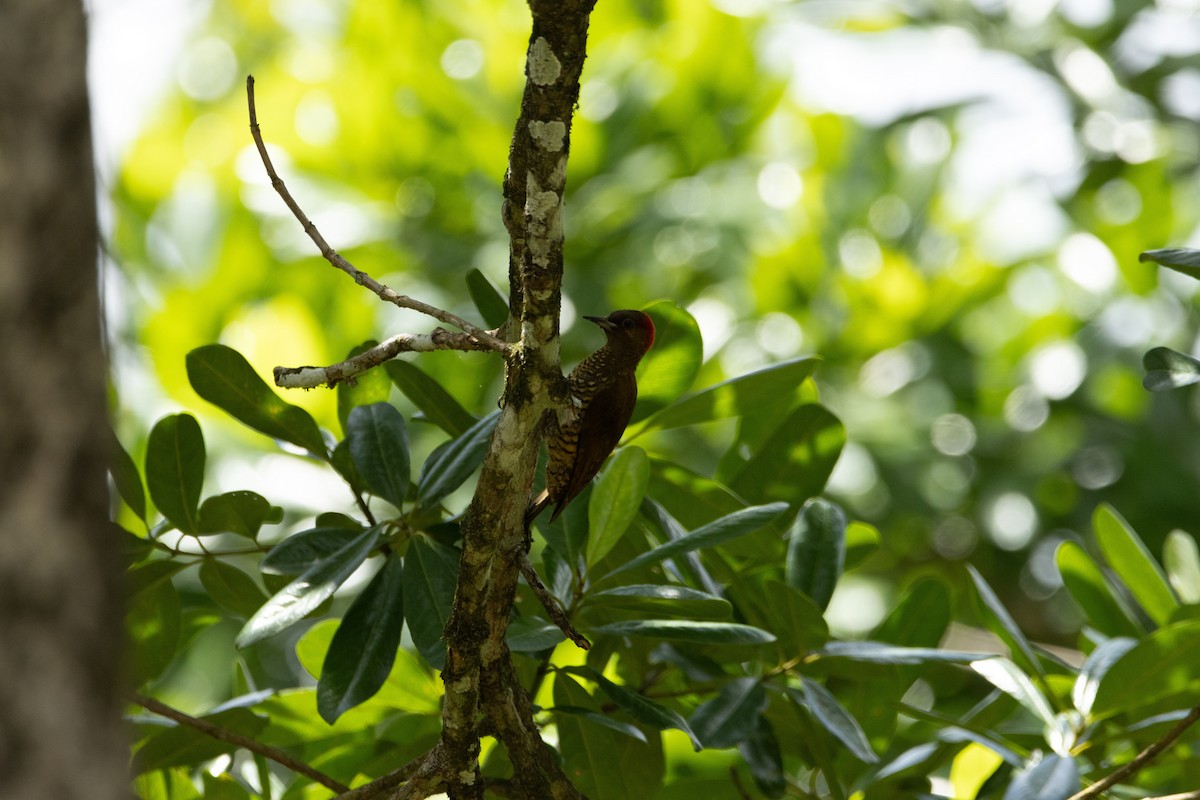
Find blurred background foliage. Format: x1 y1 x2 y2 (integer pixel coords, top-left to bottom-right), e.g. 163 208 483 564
104 0 1200 691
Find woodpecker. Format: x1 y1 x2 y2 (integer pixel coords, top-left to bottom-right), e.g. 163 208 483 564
525 309 656 530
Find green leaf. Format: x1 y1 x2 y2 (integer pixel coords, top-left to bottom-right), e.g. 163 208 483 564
574 666 703 750
593 620 775 645
384 360 476 437
790 681 878 763
586 446 650 568
201 774 252 800
199 560 267 619
585 584 731 619
815 641 986 664
1165 530 1200 605
506 617 565 652
688 678 767 749
1055 540 1142 637
186 344 326 456
738 716 785 798
970 658 1056 728
131 708 267 775
126 558 190 597
551 705 648 742
416 410 499 509
603 502 788 580
346 403 410 508
729 405 845 506
318 555 406 723
1092 619 1200 716
197 490 280 540
1094 503 1177 626
628 356 820 438
1005 754 1080 799
145 413 205 536
110 430 146 522
845 521 881 570
261 527 364 575
1140 247 1200 278
1072 637 1136 717
874 576 952 648
630 300 703 424
337 340 394 435
1142 347 1200 392
403 535 459 669
554 673 665 800
466 268 509 329
761 580 830 655
236 525 382 647
967 564 1044 680
785 498 847 610
126 579 181 687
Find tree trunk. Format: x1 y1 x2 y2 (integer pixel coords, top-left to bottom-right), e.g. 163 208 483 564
0 2 128 799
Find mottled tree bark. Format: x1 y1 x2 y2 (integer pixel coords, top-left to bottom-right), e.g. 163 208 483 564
0 2 127 800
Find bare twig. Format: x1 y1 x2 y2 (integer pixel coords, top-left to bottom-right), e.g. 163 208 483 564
129 693 349 795
244 75 507 355
273 328 500 389
519 555 590 650
1068 704 1200 800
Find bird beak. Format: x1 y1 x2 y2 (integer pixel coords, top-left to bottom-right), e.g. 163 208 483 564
583 315 614 330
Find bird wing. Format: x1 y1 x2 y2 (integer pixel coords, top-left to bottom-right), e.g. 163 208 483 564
550 372 637 521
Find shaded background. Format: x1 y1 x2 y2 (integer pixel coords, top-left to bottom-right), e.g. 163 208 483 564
94 0 1200 703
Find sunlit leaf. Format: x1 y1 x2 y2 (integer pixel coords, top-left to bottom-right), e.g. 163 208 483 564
586 446 649 568
319 555 405 723
385 360 476 436
1093 503 1177 626
1072 637 1136 717
815 641 986 664
1003 753 1080 800
186 344 326 456
145 413 205 536
785 497 847 610
970 658 1056 728
630 300 702 424
236 525 382 647
1055 540 1142 638
1165 529 1200 605
346 403 410 508
1092 618 1200 716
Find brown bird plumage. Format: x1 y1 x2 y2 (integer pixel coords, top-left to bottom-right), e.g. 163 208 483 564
525 309 656 529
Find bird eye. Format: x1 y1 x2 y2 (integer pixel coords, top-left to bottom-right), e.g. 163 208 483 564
622 318 634 329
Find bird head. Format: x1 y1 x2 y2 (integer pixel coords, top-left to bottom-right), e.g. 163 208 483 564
583 310 656 355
